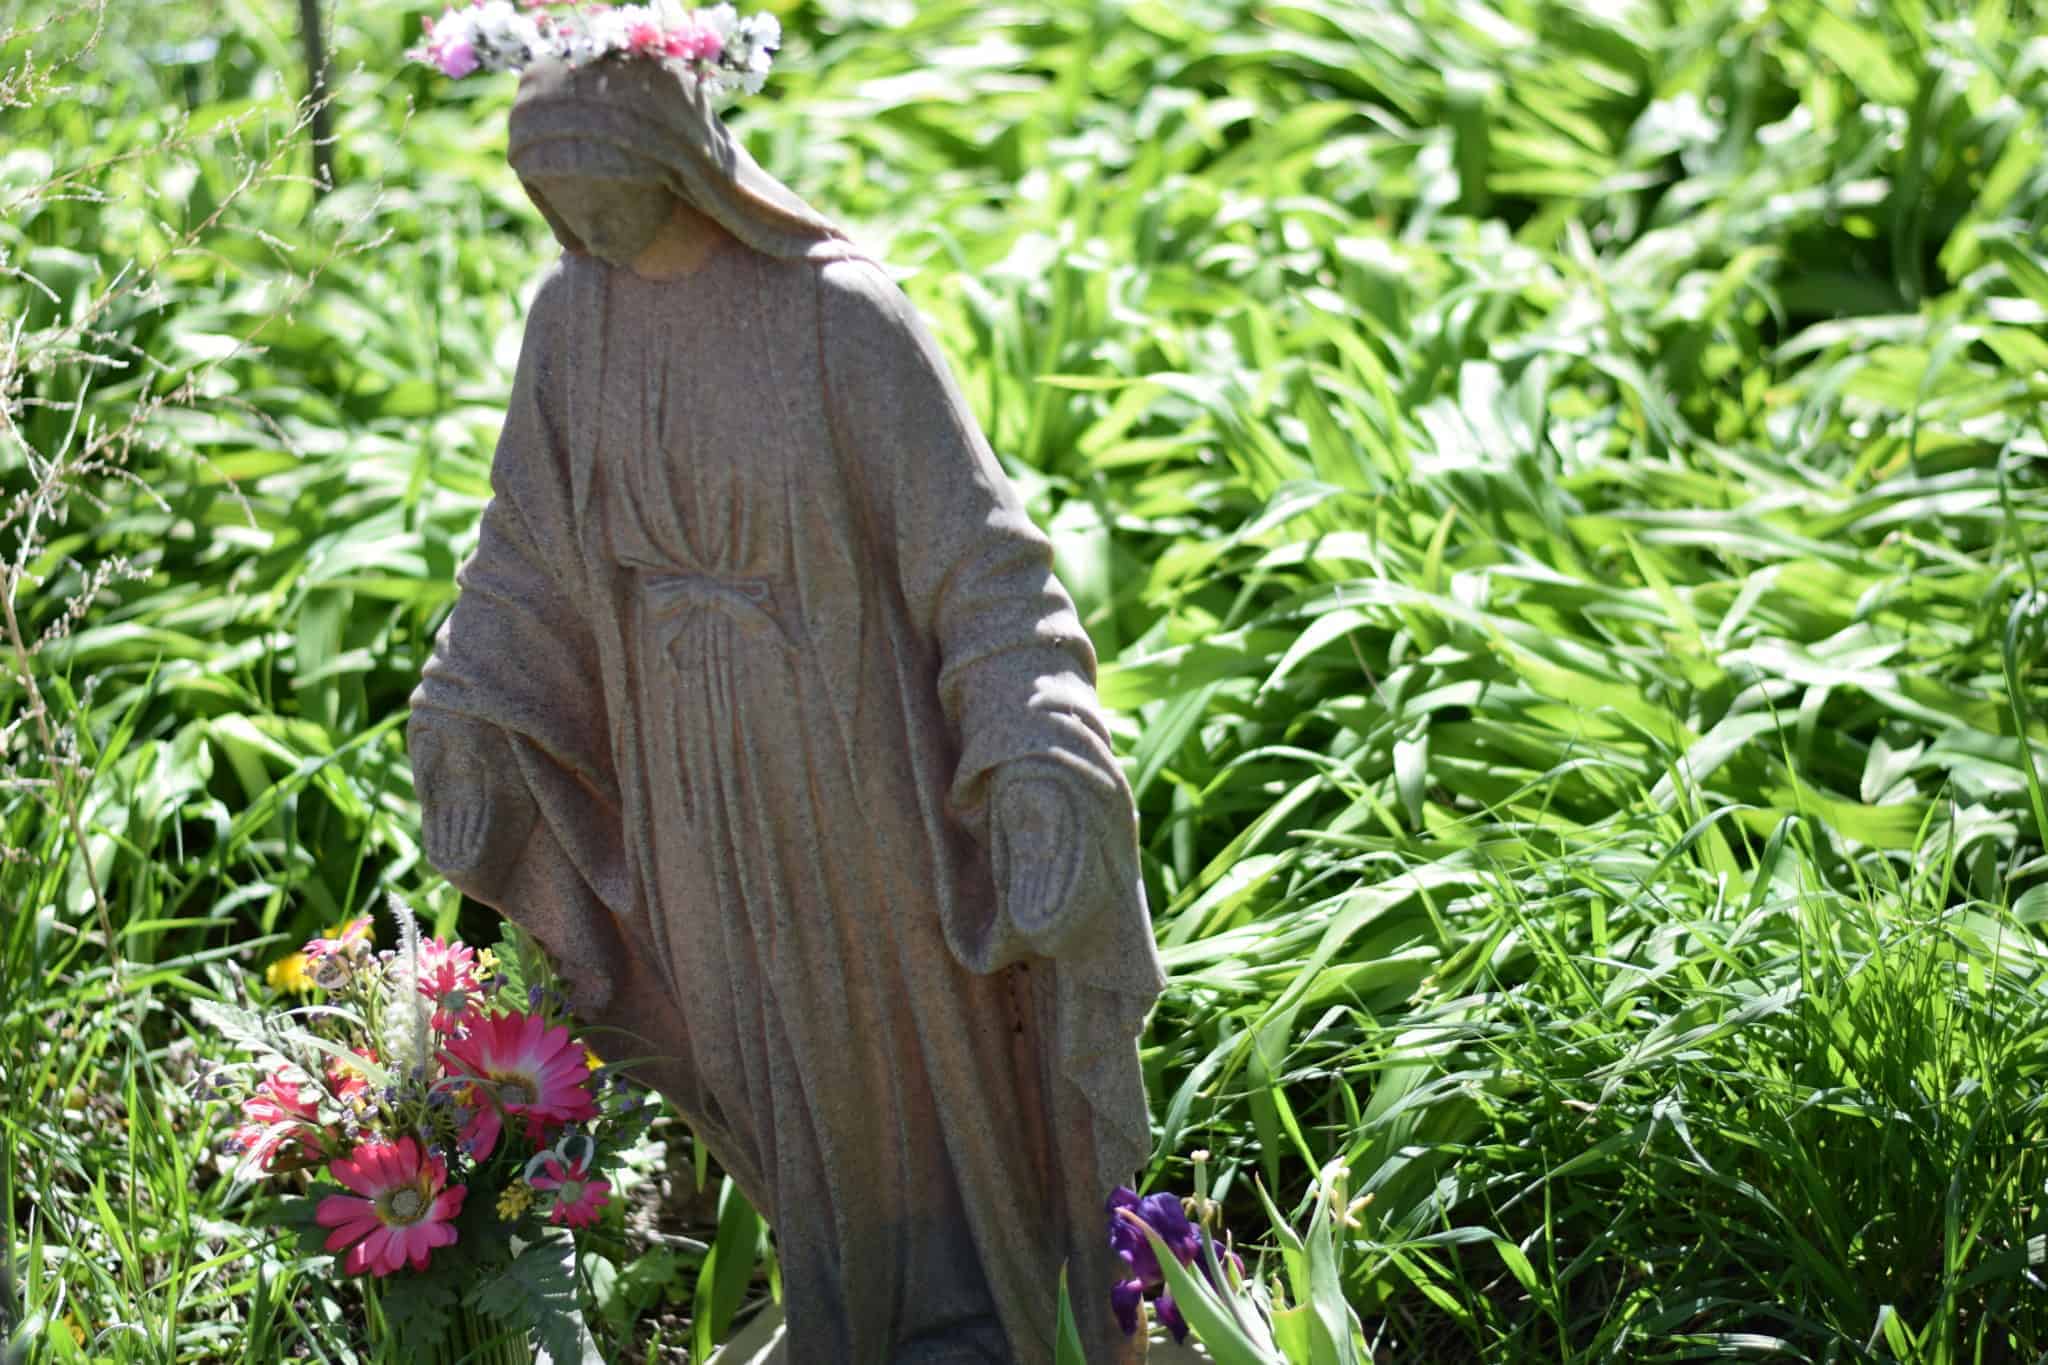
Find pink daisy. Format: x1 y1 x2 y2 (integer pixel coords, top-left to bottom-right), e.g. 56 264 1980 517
325 1047 376 1107
302 916 371 959
314 1137 466 1276
529 1149 612 1228
440 1012 598 1160
415 937 483 1034
232 1068 325 1170
303 917 373 989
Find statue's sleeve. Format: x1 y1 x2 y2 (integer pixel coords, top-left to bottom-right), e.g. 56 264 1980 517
816 261 1107 839
818 256 1164 1181
409 265 630 1015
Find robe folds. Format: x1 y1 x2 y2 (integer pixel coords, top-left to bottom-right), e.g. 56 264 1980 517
409 245 1165 1364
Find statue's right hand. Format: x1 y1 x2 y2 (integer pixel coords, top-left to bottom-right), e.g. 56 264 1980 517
412 722 498 874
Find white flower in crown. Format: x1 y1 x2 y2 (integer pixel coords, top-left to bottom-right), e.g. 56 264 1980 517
408 0 780 100
415 0 542 79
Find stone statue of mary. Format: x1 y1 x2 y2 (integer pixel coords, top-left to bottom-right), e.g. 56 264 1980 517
407 54 1165 1365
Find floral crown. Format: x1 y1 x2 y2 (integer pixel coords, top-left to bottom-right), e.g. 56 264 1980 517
411 1 780 101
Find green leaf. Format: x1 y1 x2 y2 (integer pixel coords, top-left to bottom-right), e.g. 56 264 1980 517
1125 1217 1274 1365
472 1233 596 1365
1055 1264 1089 1365
693 1176 764 1358
376 1270 459 1357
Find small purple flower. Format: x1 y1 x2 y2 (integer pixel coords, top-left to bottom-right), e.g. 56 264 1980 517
1108 1187 1199 1287
1155 1289 1188 1343
1109 1275 1144 1336
527 985 544 1010
1105 1185 1242 1342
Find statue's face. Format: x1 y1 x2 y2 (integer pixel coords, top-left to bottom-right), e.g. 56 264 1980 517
524 174 677 266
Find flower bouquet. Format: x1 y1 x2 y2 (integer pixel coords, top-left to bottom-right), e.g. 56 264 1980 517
198 899 658 1364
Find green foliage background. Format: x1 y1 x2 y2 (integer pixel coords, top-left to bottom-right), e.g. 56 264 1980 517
2 0 2045 1359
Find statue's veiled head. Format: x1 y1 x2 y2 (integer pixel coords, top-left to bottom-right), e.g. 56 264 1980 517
517 164 676 267
508 57 850 264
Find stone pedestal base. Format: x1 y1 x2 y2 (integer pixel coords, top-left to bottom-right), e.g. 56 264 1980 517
707 1305 1215 1364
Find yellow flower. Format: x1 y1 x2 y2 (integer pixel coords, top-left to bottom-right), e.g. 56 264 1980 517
476 947 500 974
63 1314 85 1347
497 1183 535 1220
265 951 315 995
586 1047 603 1071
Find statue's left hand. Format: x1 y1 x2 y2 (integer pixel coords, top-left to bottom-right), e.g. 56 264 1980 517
990 773 1084 947
412 718 537 897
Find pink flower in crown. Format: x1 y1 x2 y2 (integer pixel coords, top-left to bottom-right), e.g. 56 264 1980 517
315 1137 466 1276
420 16 481 79
529 1147 613 1228
415 937 484 1034
435 35 479 78
624 18 666 55
664 18 723 63
440 1012 599 1159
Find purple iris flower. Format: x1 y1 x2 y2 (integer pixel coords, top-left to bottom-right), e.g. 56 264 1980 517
1106 1185 1240 1342
1109 1275 1145 1336
1154 1288 1189 1342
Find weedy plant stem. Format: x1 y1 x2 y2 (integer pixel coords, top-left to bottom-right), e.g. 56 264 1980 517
0 565 117 970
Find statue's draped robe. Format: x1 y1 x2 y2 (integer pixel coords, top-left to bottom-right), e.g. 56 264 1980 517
410 248 1163 1364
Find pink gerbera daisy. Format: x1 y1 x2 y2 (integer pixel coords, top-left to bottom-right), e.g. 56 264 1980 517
529 1148 612 1228
415 937 483 1034
314 1137 466 1276
440 1012 598 1159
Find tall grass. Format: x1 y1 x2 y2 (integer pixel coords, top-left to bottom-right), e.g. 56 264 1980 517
3 0 2044 1359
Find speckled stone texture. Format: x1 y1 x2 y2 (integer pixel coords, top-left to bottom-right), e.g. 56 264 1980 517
408 58 1165 1365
